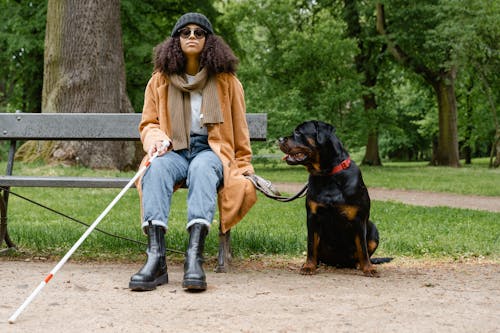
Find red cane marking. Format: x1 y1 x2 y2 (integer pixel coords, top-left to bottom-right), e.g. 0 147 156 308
145 160 151 167
44 274 54 283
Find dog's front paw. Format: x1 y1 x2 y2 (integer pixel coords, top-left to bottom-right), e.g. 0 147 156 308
300 262 317 275
362 264 379 277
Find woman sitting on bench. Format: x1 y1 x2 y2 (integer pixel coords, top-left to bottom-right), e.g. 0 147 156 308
129 12 257 292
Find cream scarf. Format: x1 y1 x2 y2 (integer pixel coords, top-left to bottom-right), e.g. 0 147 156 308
168 68 223 150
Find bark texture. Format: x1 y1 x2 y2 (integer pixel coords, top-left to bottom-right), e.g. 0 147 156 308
20 0 138 170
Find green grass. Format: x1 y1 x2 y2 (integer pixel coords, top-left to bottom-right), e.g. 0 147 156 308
360 158 500 196
371 201 499 259
1 159 499 262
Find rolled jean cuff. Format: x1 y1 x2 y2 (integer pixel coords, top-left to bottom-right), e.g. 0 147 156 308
186 218 211 231
141 220 168 232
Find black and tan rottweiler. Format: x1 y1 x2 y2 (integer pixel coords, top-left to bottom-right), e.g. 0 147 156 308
279 120 384 276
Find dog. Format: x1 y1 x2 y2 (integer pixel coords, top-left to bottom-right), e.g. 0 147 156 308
279 120 383 276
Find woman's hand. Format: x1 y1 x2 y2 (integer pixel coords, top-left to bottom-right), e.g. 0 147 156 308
148 140 171 158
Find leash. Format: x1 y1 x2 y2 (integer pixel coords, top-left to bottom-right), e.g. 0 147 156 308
244 174 308 202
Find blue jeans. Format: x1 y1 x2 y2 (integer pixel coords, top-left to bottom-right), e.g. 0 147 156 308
141 135 223 231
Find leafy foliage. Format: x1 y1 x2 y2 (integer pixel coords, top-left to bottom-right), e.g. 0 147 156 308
0 0 498 164
376 0 499 162
0 0 46 113
225 1 363 147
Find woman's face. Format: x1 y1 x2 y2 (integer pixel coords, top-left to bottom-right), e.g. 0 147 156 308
179 24 206 58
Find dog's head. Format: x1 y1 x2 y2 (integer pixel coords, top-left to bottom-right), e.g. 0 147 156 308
278 120 348 175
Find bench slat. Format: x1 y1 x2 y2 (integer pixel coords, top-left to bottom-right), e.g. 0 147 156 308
246 113 267 141
0 176 133 188
0 113 267 141
0 113 141 140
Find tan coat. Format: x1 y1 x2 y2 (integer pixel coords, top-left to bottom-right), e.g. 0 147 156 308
136 71 257 233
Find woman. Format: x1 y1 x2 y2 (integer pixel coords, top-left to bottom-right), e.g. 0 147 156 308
129 13 257 292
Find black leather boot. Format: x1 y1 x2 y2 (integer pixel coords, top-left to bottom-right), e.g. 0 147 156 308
129 222 168 291
182 223 209 291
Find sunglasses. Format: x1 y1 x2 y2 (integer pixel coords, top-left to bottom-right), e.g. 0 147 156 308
178 27 207 39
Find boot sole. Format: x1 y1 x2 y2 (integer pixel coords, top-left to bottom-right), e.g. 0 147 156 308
182 279 207 291
129 273 168 291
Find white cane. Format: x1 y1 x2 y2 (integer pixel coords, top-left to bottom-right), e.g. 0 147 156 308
8 140 170 324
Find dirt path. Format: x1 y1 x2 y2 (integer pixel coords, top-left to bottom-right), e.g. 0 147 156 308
0 258 499 333
273 182 500 212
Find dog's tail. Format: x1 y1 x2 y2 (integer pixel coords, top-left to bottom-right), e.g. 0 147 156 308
370 257 393 265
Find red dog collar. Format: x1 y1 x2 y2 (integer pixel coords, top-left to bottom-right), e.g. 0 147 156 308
329 157 351 175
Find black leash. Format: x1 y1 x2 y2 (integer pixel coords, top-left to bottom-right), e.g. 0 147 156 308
257 183 308 202
0 186 184 254
244 174 308 202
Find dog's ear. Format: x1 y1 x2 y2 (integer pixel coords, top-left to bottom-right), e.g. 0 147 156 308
316 121 335 145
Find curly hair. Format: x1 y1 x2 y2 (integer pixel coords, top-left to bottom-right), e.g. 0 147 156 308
153 34 239 76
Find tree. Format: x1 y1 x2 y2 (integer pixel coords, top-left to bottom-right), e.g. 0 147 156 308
456 0 500 168
339 0 385 166
376 1 462 166
18 0 136 170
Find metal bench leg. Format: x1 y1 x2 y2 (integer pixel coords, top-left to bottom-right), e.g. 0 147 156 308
3 230 16 249
0 191 6 248
0 189 17 251
215 226 232 273
1 139 17 251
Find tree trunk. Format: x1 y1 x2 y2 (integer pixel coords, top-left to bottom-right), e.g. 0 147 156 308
362 93 382 166
463 80 474 165
431 70 460 167
22 0 136 170
490 129 500 168
342 0 382 166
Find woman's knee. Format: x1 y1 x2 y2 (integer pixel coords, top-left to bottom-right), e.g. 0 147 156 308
144 153 188 184
190 152 222 179
188 152 223 188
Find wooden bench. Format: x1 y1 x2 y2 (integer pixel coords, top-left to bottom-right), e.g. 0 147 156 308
0 112 267 272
